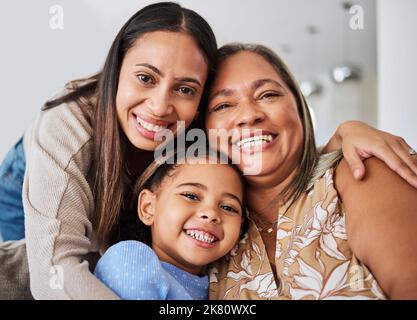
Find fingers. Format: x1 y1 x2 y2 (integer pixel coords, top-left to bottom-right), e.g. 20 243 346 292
394 137 417 176
338 126 417 188
342 145 366 180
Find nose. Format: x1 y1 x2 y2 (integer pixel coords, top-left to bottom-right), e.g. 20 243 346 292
147 86 174 117
199 208 221 224
235 101 265 127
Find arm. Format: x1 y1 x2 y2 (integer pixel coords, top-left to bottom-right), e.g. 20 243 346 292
94 241 169 300
23 103 119 299
324 121 417 188
335 157 417 299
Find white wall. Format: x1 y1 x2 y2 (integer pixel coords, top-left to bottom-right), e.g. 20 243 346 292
306 72 378 146
0 0 109 160
377 0 417 148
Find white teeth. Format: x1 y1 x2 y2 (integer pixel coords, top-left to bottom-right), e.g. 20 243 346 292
236 135 274 149
185 230 217 243
136 116 168 133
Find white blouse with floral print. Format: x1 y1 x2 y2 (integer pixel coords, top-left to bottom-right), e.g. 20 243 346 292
209 168 386 300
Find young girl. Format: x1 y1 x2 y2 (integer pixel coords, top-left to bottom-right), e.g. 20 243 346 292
94 149 247 299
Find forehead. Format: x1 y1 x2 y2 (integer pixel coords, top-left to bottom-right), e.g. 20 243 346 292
176 162 237 178
163 162 241 190
124 31 208 75
212 51 282 90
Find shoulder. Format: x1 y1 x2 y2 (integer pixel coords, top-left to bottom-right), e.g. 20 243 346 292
25 99 93 170
334 156 417 221
97 241 160 268
42 100 91 130
95 241 169 299
96 241 162 279
334 157 416 201
39 100 93 148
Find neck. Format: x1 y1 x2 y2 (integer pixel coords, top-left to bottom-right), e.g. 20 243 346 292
125 143 155 181
247 166 299 223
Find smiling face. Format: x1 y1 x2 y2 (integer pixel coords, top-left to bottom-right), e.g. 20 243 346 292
205 51 304 187
138 161 243 275
116 31 208 151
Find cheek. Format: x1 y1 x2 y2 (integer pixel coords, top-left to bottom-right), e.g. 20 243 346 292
155 199 187 225
205 113 228 131
116 67 129 109
115 93 126 130
116 78 140 112
205 114 234 151
176 101 200 124
225 218 243 242
283 110 304 152
271 101 302 129
152 215 177 241
287 109 304 141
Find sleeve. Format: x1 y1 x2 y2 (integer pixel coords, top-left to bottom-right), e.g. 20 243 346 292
94 241 170 300
23 103 119 299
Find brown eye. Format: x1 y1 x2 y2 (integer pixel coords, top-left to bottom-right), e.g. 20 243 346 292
181 192 199 201
260 91 282 100
137 74 155 85
177 86 196 97
213 103 231 112
220 204 240 214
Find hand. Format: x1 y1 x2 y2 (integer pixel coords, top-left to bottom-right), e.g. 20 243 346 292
327 120 417 188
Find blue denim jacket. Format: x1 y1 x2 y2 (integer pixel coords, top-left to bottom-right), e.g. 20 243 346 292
0 137 26 241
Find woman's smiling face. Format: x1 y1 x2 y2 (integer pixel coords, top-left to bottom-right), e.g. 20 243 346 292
205 51 304 186
116 31 208 151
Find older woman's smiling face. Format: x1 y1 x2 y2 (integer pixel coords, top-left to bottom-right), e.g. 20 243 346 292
205 51 303 187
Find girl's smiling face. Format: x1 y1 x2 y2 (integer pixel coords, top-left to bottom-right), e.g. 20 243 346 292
116 31 208 151
138 161 243 275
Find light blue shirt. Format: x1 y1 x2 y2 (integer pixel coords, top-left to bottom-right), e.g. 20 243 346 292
94 240 208 300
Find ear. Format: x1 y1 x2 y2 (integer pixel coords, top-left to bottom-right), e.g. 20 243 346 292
137 189 156 226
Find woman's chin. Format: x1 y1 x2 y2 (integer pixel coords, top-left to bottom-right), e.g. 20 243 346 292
236 160 264 176
127 134 160 151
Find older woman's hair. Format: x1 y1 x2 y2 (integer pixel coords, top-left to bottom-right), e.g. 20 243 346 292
212 43 321 208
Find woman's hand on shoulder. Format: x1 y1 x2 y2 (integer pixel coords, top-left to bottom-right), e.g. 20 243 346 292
335 157 417 299
324 120 417 188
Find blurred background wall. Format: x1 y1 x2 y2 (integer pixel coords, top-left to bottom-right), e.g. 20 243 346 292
377 0 417 148
0 0 415 160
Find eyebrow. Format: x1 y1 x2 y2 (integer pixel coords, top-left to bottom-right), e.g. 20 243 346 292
176 77 202 87
209 88 235 100
136 63 202 87
176 182 243 208
251 78 285 91
136 63 163 76
210 78 285 100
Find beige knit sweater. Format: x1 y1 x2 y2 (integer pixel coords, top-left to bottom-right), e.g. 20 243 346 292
23 100 119 299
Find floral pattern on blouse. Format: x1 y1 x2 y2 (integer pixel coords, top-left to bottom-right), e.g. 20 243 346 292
209 168 386 300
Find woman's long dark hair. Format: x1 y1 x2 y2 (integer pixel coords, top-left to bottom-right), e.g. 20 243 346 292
42 2 218 245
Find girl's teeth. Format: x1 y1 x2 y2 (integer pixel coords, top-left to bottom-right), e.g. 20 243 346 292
237 135 273 149
136 116 167 132
186 230 216 243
